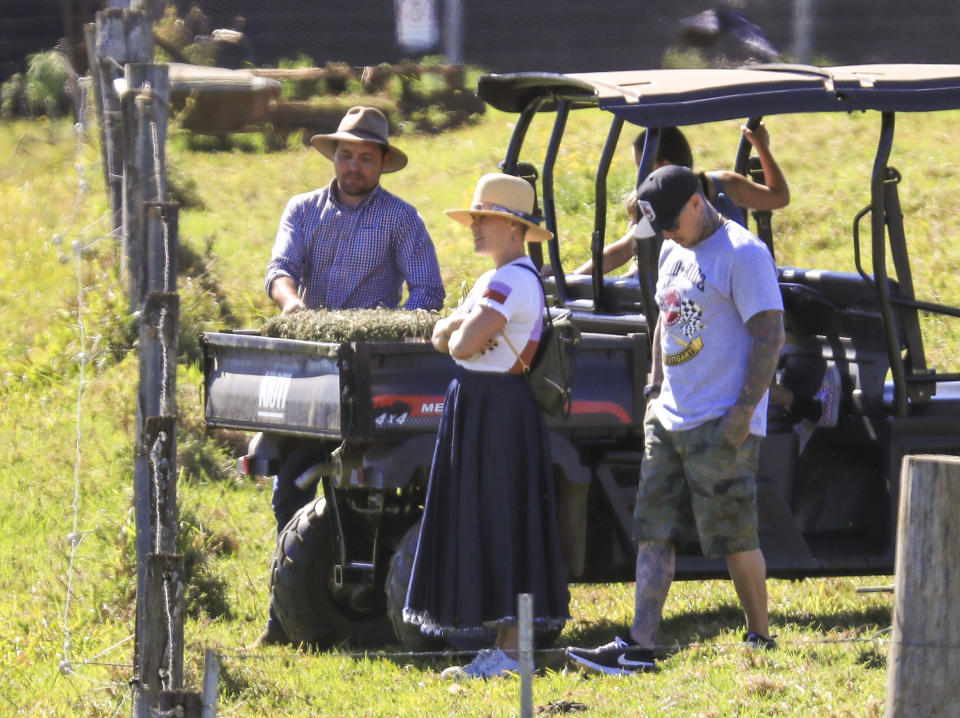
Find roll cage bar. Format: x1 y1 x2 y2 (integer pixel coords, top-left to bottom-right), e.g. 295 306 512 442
482 64 960 416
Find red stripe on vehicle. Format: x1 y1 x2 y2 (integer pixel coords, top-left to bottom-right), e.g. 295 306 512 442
569 400 631 423
373 394 446 416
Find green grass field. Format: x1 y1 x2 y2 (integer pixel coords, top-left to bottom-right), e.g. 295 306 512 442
2 99 959 716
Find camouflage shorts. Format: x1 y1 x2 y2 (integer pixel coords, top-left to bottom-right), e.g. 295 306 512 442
632 411 761 558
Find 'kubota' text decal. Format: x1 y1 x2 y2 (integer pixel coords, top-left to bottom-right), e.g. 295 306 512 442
258 372 292 418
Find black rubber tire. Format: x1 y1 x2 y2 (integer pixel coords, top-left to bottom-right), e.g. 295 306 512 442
270 496 392 648
385 523 448 650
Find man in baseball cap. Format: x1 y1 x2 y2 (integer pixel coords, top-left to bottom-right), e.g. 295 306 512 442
258 106 444 646
632 164 703 241
566 161 785 674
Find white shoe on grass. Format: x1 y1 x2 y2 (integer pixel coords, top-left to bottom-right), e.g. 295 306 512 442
441 648 520 679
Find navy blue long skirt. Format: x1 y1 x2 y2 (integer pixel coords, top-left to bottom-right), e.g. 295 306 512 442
403 367 570 636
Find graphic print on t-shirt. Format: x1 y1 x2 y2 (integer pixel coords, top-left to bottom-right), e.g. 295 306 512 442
659 266 705 366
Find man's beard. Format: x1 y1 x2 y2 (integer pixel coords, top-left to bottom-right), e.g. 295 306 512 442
338 174 376 197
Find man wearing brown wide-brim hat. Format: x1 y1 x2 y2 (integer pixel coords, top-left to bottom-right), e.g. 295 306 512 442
258 105 444 647
308 105 408 173
265 105 443 316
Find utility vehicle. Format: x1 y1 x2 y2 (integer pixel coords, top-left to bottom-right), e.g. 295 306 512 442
202 63 960 648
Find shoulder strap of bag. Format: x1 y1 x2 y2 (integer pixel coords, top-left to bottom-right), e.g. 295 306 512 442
501 331 529 373
513 262 553 327
500 262 552 374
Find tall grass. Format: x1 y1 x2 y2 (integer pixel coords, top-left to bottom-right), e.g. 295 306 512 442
2 98 959 715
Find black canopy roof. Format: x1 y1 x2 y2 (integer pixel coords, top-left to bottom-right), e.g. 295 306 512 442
477 64 960 125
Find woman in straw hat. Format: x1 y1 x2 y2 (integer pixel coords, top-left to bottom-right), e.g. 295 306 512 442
403 174 570 678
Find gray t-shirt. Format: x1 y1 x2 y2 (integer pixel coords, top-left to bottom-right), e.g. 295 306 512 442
653 220 782 435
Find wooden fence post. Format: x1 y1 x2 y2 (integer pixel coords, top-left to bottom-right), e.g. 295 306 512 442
137 292 178 421
134 291 178 595
89 5 194 712
136 550 185 711
141 414 179 553
82 22 109 201
120 62 169 308
133 290 181 718
884 455 960 718
86 8 152 241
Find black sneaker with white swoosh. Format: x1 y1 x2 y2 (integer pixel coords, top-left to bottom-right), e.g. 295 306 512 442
565 636 657 675
743 631 777 649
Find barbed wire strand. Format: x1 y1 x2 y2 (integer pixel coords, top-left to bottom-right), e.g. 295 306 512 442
54 46 89 240
53 219 117 265
54 53 129 702
62 667 130 690
107 691 129 718
216 626 895 666
149 107 173 295
56 69 178 702
148 97 177 693
60 75 90 684
77 634 135 667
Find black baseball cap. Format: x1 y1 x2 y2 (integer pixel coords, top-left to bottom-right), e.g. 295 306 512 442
633 164 700 237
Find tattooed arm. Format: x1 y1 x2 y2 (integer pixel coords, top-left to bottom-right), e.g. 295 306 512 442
648 316 664 394
721 308 785 446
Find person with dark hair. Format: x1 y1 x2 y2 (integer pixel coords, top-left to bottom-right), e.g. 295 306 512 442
574 124 837 442
633 125 695 169
266 105 444 315
573 123 788 275
566 164 785 674
255 105 444 648
403 173 570 678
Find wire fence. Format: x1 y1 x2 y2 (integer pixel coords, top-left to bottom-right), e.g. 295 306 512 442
216 626 895 665
50 50 132 718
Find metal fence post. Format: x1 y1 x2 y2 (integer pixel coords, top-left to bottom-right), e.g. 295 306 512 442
202 649 220 718
518 593 534 718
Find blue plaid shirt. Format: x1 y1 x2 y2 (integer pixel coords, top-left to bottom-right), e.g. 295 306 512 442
265 181 445 310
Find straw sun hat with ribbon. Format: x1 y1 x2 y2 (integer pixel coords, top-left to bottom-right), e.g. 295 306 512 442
444 173 553 242
309 106 408 173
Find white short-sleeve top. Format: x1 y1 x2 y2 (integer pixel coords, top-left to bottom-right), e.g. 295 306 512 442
451 257 545 373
